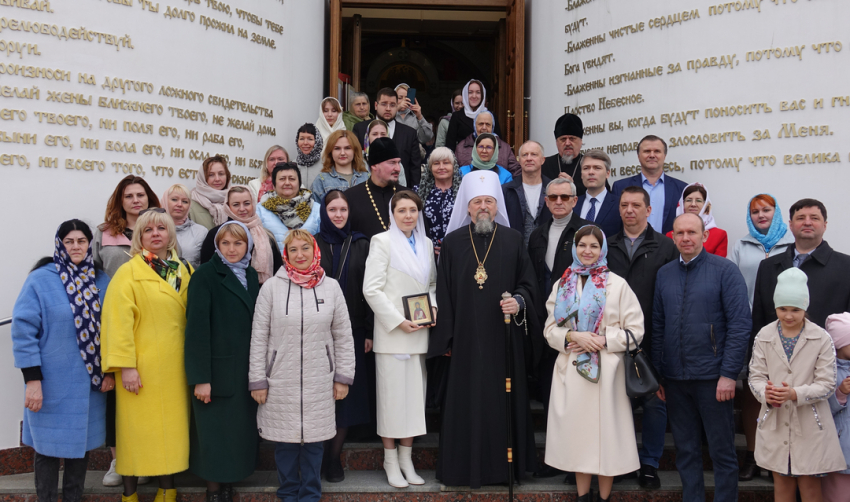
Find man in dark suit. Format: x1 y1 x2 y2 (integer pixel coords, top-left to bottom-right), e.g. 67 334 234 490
611 135 687 235
575 149 621 239
353 87 423 187
503 140 552 245
752 198 850 333
527 177 589 481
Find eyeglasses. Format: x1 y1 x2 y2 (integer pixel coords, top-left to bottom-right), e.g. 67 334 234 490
476 145 494 152
139 207 166 215
547 194 575 201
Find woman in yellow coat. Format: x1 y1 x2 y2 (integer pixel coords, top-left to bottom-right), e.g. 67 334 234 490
101 208 193 502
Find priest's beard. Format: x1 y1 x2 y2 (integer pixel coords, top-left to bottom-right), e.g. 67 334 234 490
474 215 495 235
560 153 575 164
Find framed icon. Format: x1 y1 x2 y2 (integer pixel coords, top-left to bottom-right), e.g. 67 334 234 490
402 293 433 326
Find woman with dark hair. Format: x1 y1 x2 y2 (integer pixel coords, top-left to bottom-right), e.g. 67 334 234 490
414 146 462 253
444 79 500 151
190 156 232 230
363 191 437 488
311 130 369 203
295 123 324 188
728 193 794 481
435 89 463 148
314 190 372 482
91 174 159 487
666 182 728 256
248 145 289 202
185 221 260 502
12 219 112 502
543 225 644 501
458 133 512 184
257 162 321 251
199 186 283 284
101 209 194 502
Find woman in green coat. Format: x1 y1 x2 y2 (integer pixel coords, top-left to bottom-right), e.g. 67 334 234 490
185 221 260 502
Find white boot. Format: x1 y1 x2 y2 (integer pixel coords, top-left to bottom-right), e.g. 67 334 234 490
397 445 425 485
383 448 409 488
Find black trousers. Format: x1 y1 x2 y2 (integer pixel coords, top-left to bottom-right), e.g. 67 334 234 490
34 452 89 502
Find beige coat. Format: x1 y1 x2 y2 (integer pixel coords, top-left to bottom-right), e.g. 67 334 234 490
749 320 846 475
248 272 355 444
362 232 437 355
543 272 644 476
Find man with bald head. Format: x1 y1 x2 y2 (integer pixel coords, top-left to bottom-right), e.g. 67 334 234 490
454 111 521 175
652 213 751 502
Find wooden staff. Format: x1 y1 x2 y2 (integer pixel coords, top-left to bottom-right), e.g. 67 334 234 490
502 291 515 502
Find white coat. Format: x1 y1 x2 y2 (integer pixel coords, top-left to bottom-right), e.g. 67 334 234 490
543 272 645 476
362 232 437 355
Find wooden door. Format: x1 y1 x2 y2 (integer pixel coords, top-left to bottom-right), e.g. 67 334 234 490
504 0 525 153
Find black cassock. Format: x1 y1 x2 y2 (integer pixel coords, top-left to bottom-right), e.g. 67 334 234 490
428 223 538 488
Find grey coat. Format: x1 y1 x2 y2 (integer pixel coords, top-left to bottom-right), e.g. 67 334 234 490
92 227 131 278
248 272 355 443
175 219 208 269
728 229 795 309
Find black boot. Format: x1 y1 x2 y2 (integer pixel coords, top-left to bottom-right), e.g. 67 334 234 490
739 451 761 481
326 457 345 483
598 494 610 502
576 489 593 502
220 484 233 502
206 490 224 502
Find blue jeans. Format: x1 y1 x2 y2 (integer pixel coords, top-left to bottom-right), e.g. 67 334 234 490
273 442 323 502
630 394 667 469
666 380 738 502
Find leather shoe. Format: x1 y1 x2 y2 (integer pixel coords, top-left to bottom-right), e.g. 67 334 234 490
533 464 564 478
326 458 345 483
638 464 661 489
739 456 761 481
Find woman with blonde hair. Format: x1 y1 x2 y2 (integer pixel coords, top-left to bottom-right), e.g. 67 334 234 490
190 156 232 230
249 228 355 502
199 186 283 284
163 184 207 268
101 209 193 502
311 130 369 203
248 145 289 202
316 97 346 145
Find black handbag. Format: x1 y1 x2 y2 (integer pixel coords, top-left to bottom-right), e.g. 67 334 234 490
624 329 660 399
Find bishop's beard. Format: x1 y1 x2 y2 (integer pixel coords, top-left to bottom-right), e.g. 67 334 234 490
474 216 495 235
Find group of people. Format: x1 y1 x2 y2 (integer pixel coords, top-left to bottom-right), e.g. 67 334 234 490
10 79 850 502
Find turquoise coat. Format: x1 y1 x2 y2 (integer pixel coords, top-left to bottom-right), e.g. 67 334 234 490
11 265 110 458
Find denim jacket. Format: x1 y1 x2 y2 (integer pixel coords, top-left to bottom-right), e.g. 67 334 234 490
311 168 370 203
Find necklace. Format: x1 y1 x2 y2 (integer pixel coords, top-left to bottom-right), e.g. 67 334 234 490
365 180 396 230
469 223 498 289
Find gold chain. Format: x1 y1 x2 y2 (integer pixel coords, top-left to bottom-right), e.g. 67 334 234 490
365 181 396 231
469 223 498 289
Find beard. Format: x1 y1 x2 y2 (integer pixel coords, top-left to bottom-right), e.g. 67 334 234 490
473 214 495 235
560 153 575 164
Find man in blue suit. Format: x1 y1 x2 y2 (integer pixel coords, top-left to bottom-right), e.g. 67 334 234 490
575 149 621 239
611 135 687 235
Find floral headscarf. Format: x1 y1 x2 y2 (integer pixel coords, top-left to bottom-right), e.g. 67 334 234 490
295 123 323 168
282 234 325 289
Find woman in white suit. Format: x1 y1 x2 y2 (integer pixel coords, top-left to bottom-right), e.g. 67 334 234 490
363 191 437 489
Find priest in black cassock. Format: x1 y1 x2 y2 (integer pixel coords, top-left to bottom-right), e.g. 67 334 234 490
428 170 538 488
345 137 410 238
540 113 609 197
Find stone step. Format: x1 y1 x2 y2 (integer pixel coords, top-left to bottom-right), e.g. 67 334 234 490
80 432 750 473
0 469 775 501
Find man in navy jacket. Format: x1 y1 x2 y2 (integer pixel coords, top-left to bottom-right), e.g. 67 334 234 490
652 213 751 502
611 135 687 235
575 149 621 239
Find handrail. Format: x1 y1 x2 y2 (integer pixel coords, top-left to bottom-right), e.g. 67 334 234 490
0 317 11 327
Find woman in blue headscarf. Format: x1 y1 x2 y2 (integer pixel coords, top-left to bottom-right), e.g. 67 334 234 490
313 190 372 483
184 221 260 502
542 225 644 502
728 193 794 482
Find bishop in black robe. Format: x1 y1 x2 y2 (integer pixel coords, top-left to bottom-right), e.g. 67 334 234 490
428 222 538 488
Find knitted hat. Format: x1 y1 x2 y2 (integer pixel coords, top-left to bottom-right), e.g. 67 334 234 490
825 313 850 350
773 268 809 310
554 113 583 139
368 137 400 166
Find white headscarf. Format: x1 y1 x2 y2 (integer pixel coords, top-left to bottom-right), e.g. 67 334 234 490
461 79 489 121
387 200 432 287
316 97 346 143
675 182 717 231
444 169 510 236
